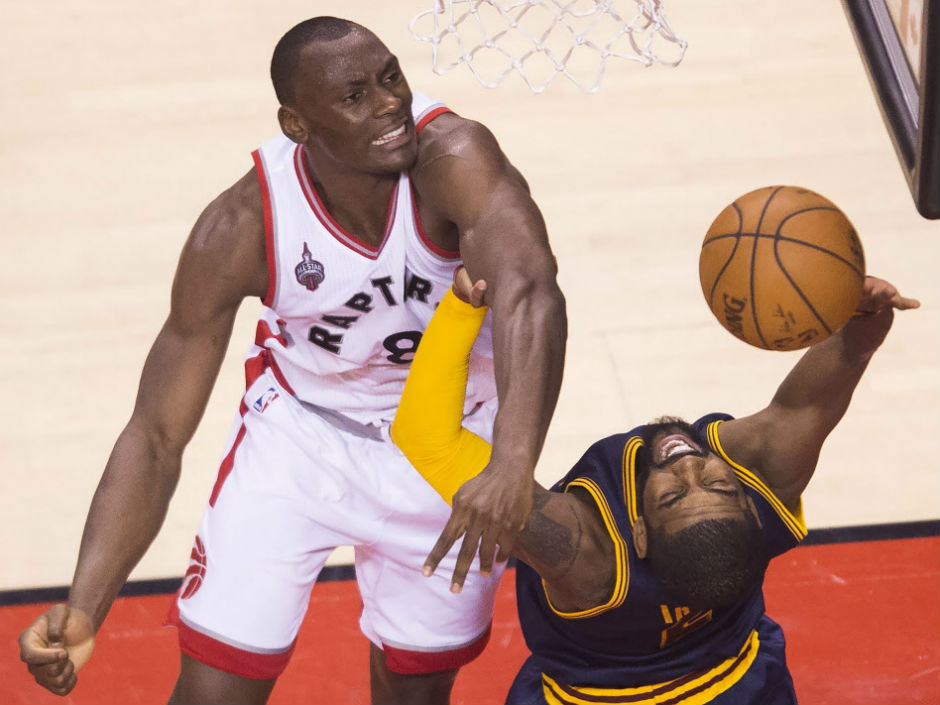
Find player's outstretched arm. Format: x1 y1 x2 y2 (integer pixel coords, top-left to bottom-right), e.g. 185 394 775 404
18 170 267 696
393 271 615 609
718 276 919 511
412 115 567 591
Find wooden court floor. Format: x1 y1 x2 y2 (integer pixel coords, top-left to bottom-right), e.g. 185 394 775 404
1 0 938 703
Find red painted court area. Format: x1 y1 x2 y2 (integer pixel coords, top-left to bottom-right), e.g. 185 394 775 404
2 536 937 704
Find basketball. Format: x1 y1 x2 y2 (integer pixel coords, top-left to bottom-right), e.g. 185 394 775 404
699 186 866 351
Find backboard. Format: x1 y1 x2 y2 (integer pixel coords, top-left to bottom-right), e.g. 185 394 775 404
843 0 939 219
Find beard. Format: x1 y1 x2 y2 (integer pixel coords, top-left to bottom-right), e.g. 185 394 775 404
646 514 767 612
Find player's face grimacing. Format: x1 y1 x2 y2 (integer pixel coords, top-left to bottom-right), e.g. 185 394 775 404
642 430 755 537
284 28 417 175
632 421 767 610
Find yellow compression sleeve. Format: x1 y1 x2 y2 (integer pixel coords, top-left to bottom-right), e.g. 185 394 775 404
391 289 493 504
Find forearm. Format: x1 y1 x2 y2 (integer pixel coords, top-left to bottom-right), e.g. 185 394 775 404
69 425 181 630
393 289 493 502
771 316 878 423
489 280 567 473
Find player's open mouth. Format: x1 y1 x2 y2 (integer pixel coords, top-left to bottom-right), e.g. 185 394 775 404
656 434 699 464
372 124 407 146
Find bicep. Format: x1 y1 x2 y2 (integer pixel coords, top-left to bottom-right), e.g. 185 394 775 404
717 408 824 511
416 120 557 292
458 163 556 295
460 182 557 302
127 175 263 451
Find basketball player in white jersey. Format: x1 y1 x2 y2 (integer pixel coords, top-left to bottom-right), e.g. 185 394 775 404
18 17 566 705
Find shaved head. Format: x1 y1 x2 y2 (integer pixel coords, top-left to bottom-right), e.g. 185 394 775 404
271 17 365 105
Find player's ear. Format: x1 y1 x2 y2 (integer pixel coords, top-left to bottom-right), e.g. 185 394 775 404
631 517 648 559
278 106 308 144
745 494 762 528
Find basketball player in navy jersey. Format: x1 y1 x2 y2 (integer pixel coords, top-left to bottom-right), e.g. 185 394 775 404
18 17 565 705
392 270 917 704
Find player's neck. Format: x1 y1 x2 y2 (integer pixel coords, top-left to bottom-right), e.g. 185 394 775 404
301 148 400 246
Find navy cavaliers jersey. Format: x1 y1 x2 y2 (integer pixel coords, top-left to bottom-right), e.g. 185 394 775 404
512 413 807 705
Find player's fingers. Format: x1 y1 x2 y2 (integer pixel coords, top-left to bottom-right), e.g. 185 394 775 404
862 278 919 309
891 293 921 310
48 672 78 697
45 604 69 645
21 648 67 666
54 659 75 685
469 280 487 308
32 657 74 685
39 663 77 697
859 289 920 313
495 540 512 564
423 516 466 577
28 657 68 679
451 266 474 303
19 622 67 666
449 531 481 593
477 529 498 577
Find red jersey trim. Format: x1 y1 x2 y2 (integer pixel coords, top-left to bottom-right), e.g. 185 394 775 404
382 624 491 674
292 146 397 259
251 149 278 307
209 345 296 506
409 183 460 260
415 105 454 135
209 400 248 507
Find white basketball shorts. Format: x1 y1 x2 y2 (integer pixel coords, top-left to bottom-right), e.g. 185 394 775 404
167 362 502 680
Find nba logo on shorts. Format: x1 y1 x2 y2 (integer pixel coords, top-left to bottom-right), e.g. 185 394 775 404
253 387 279 413
294 242 325 291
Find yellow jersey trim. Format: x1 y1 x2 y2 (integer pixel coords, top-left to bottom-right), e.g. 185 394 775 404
622 436 644 526
541 629 760 705
706 421 807 540
542 477 630 619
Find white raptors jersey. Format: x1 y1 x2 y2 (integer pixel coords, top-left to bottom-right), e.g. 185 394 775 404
248 93 496 426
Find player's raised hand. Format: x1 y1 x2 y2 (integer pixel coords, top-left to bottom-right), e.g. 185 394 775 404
844 276 919 353
856 275 920 313
19 603 95 696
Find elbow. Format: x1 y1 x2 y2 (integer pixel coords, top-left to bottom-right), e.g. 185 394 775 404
533 286 567 352
389 417 418 463
118 418 186 488
500 272 567 332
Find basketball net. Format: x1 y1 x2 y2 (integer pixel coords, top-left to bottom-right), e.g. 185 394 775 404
409 0 687 93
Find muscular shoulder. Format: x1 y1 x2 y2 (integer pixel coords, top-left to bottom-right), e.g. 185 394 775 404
525 485 619 613
411 112 529 226
173 169 268 321
414 112 503 168
189 170 263 263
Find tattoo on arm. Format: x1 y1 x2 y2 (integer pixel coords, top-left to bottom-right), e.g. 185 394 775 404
520 492 583 575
